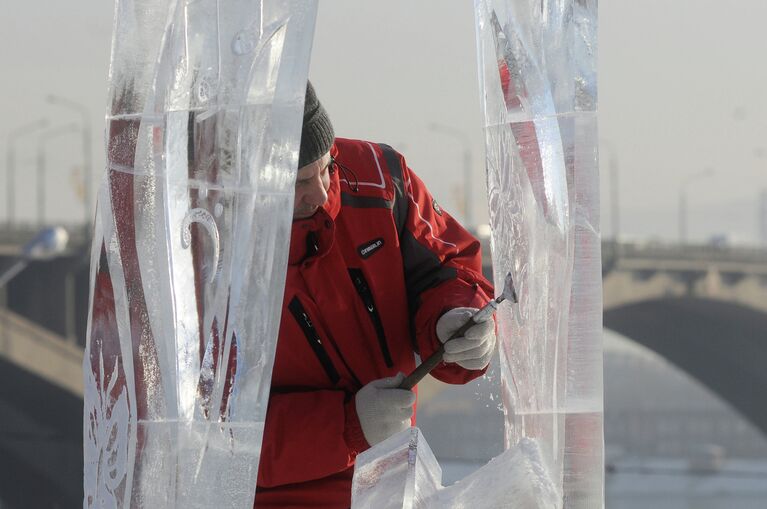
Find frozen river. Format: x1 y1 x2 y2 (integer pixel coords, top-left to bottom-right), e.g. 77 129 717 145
604 458 767 508
435 458 767 508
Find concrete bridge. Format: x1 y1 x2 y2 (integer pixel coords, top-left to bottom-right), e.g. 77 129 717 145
602 241 767 311
1 226 767 506
601 240 767 442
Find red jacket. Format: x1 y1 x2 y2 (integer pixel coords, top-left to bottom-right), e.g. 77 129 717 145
254 139 493 508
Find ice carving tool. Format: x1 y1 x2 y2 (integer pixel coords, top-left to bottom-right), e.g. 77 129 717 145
399 272 517 390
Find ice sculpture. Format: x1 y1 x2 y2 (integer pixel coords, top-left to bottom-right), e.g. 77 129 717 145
83 1 317 507
352 428 560 509
351 0 601 507
352 428 441 509
476 0 603 506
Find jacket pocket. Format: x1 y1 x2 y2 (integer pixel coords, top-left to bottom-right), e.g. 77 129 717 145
348 268 394 368
288 297 341 385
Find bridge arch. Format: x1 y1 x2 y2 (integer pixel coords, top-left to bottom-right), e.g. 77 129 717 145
604 297 767 436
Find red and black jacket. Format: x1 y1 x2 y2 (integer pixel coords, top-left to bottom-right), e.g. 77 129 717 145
254 138 493 508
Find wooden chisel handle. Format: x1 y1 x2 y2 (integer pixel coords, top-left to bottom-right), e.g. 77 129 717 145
398 317 478 390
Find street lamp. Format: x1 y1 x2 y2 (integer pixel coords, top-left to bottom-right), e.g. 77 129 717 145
0 226 69 288
47 94 93 229
429 123 474 227
600 139 620 242
6 119 49 226
759 189 767 246
37 124 79 226
679 168 714 244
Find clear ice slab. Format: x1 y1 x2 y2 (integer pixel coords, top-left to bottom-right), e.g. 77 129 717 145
351 427 561 509
83 1 318 507
352 428 441 509
475 0 603 507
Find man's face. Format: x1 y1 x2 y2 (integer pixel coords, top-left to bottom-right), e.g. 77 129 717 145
293 152 332 219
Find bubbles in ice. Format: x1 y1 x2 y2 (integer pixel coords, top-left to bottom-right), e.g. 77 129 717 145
107 121 140 168
214 202 224 217
232 29 258 55
196 75 218 104
181 208 221 283
170 55 188 94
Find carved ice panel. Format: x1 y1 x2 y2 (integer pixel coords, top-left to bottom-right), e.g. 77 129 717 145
84 2 318 507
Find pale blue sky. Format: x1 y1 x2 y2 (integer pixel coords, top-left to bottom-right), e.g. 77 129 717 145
2 1 766 243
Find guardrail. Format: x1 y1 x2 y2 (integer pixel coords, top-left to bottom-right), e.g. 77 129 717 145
0 307 84 396
607 241 767 264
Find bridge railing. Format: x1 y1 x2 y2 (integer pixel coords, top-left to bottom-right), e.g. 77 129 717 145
0 307 84 396
605 241 767 265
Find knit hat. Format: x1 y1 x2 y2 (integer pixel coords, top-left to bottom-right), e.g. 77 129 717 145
298 81 335 168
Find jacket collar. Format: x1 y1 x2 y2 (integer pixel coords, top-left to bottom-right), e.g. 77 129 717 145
288 145 340 266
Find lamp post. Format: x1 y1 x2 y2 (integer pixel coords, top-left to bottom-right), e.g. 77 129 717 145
600 139 620 242
759 189 767 246
679 168 714 244
37 124 79 226
47 95 93 230
6 119 49 226
429 123 474 227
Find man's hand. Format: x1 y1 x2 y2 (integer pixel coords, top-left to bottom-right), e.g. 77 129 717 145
355 373 415 446
436 307 496 370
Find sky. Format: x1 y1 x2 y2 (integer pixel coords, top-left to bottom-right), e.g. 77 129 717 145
1 0 766 243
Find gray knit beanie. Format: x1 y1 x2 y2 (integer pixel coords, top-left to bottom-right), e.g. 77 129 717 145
298 81 335 168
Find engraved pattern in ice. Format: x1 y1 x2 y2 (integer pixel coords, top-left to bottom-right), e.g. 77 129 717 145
83 1 318 507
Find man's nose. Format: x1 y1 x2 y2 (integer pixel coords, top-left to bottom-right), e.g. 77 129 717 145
304 179 328 207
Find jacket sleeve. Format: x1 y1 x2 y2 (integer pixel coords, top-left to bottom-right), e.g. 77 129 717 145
385 147 495 385
256 389 369 488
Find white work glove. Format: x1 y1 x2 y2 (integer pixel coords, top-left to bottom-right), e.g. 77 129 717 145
355 373 416 446
436 307 496 370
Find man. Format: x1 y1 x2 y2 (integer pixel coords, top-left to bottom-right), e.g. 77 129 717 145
254 82 496 508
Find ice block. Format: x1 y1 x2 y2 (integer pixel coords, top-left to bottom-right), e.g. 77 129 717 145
352 428 561 509
83 1 318 507
352 427 442 509
474 0 603 507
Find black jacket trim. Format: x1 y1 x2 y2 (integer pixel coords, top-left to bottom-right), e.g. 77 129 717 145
349 268 394 368
288 297 340 385
341 193 394 210
378 144 409 237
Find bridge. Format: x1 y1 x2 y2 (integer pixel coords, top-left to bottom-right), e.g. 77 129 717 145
1 226 767 506
601 240 767 439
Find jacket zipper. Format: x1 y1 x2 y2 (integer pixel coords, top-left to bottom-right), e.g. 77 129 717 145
288 297 341 385
348 268 394 368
